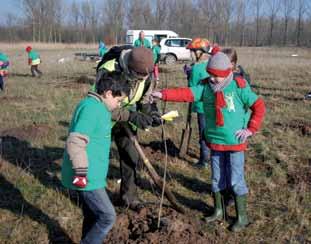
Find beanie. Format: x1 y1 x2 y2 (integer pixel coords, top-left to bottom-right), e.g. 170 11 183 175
128 47 154 76
206 52 232 77
26 46 32 52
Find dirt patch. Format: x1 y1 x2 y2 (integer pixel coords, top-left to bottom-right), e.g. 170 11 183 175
106 206 210 244
0 123 51 141
287 158 311 186
274 120 311 136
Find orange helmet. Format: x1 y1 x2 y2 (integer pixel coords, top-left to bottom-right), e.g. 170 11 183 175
186 38 211 53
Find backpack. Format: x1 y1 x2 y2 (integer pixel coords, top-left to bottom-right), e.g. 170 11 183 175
96 44 133 73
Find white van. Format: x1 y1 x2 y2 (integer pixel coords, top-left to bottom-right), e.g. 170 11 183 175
126 30 179 45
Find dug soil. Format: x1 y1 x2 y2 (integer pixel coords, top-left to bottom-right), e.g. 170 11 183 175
105 205 211 244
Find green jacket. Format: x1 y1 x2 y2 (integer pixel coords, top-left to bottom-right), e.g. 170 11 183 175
28 50 40 60
61 94 112 191
191 80 258 149
134 38 151 48
0 53 9 62
188 60 209 113
152 45 161 64
99 47 108 58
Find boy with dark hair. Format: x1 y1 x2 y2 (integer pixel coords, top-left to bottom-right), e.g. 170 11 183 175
152 52 265 232
61 72 130 244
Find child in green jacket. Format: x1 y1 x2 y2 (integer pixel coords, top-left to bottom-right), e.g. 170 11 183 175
152 52 265 232
26 46 42 77
62 72 129 243
0 52 9 91
152 39 161 82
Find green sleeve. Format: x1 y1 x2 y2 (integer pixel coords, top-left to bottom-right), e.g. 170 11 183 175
133 40 140 47
189 63 209 87
71 104 98 137
145 39 151 48
240 83 258 107
190 84 205 102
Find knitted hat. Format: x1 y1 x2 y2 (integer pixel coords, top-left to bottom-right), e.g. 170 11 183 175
206 52 232 77
26 46 32 52
128 47 154 76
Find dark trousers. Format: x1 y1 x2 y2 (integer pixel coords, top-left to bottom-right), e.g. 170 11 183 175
31 65 42 77
113 123 140 204
0 76 3 91
197 113 210 162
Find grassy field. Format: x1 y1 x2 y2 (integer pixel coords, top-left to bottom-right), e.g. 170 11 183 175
0 44 310 243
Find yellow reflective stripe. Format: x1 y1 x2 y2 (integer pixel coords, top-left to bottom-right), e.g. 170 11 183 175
31 59 40 65
122 79 146 107
100 59 116 72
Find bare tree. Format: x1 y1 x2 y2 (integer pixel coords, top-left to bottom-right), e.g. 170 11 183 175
127 0 153 29
153 0 168 29
267 0 281 45
104 0 125 44
296 0 308 46
253 0 263 46
235 0 248 46
281 0 295 45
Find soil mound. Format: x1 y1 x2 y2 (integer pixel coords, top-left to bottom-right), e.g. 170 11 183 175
105 206 210 244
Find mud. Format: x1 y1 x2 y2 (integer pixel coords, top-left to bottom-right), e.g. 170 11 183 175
0 123 51 141
105 206 210 244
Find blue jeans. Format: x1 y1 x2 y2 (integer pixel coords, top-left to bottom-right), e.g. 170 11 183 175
210 150 248 196
78 188 116 244
197 113 210 163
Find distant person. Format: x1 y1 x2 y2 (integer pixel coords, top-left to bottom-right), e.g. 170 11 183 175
61 72 130 244
222 48 251 85
0 52 9 91
134 31 151 48
152 52 266 232
98 41 108 58
152 38 161 82
26 46 42 77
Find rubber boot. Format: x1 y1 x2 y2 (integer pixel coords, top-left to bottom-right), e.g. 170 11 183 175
231 194 249 232
205 191 224 222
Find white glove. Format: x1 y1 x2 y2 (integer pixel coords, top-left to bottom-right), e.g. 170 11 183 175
151 91 163 99
235 129 253 143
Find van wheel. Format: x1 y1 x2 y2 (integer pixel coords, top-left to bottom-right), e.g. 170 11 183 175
165 54 176 65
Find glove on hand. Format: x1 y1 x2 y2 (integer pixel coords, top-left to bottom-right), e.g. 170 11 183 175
235 129 253 143
129 111 153 129
72 176 87 188
151 91 163 99
150 111 162 127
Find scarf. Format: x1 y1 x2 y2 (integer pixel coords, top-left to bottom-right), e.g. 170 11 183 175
209 73 233 126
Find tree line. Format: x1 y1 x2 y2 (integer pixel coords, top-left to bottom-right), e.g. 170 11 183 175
0 0 310 47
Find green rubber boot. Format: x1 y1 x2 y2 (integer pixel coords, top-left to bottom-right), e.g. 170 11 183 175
205 191 224 222
231 194 249 232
